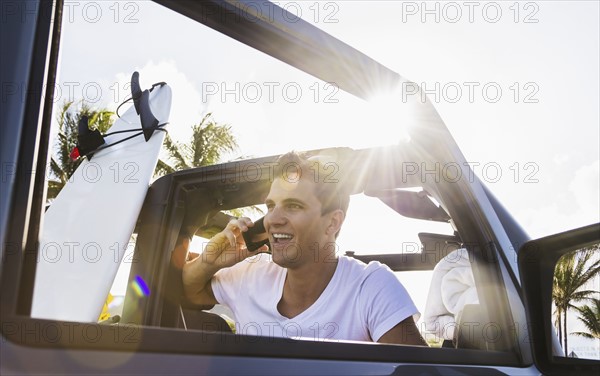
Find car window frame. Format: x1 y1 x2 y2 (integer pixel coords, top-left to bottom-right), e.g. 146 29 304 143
1 0 528 369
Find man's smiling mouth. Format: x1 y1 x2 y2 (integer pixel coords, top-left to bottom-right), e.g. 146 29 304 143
272 233 294 243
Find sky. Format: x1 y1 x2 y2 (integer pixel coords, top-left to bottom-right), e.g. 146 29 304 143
49 0 598 357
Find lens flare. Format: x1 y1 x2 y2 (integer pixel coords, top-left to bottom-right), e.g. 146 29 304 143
131 275 150 297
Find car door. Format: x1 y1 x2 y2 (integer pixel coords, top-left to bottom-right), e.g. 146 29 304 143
1 1 597 375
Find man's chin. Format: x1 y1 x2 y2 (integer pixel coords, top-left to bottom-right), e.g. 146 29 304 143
271 244 302 268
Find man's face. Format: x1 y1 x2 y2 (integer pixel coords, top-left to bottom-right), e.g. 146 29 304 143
263 175 330 268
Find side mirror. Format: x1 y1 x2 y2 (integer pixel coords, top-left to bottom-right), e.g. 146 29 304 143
519 223 600 376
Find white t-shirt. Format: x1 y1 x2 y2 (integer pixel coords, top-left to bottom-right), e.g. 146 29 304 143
211 254 419 342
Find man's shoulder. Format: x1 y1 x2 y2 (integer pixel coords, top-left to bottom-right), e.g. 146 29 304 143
339 256 394 280
337 256 403 305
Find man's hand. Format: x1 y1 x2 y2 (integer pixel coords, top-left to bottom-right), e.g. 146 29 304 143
181 217 268 306
199 217 266 269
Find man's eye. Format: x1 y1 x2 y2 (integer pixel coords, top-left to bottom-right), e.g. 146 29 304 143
287 203 302 210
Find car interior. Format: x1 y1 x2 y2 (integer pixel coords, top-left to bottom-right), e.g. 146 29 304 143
118 146 493 350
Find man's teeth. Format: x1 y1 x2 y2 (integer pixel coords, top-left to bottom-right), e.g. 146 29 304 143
273 233 293 240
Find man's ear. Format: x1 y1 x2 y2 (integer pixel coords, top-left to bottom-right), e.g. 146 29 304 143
326 209 345 236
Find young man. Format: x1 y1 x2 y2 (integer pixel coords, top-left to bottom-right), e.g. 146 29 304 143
182 152 426 345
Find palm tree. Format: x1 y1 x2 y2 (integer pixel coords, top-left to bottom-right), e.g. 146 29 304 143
154 112 238 176
47 101 114 200
553 246 600 356
571 298 600 340
154 112 261 219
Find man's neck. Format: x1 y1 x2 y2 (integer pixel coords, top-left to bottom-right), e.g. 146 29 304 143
277 255 339 319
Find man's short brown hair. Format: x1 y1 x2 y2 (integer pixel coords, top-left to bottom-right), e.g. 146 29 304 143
273 151 350 217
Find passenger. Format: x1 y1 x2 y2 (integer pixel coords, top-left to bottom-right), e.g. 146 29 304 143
181 151 426 345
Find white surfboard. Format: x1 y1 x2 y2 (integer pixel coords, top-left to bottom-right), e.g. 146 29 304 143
32 75 172 322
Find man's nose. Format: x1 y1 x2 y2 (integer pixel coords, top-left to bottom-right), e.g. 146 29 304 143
265 206 286 228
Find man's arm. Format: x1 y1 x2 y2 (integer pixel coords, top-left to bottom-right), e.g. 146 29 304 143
377 317 428 346
182 251 220 306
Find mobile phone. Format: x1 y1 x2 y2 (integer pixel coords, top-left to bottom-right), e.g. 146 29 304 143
242 216 270 252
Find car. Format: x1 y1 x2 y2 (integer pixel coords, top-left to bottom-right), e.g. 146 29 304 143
1 1 598 375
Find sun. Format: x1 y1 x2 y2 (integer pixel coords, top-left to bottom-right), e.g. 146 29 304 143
365 85 424 147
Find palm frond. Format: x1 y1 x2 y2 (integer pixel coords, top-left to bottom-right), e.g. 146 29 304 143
46 180 64 200
163 133 190 170
571 298 600 339
46 100 115 204
154 159 176 177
